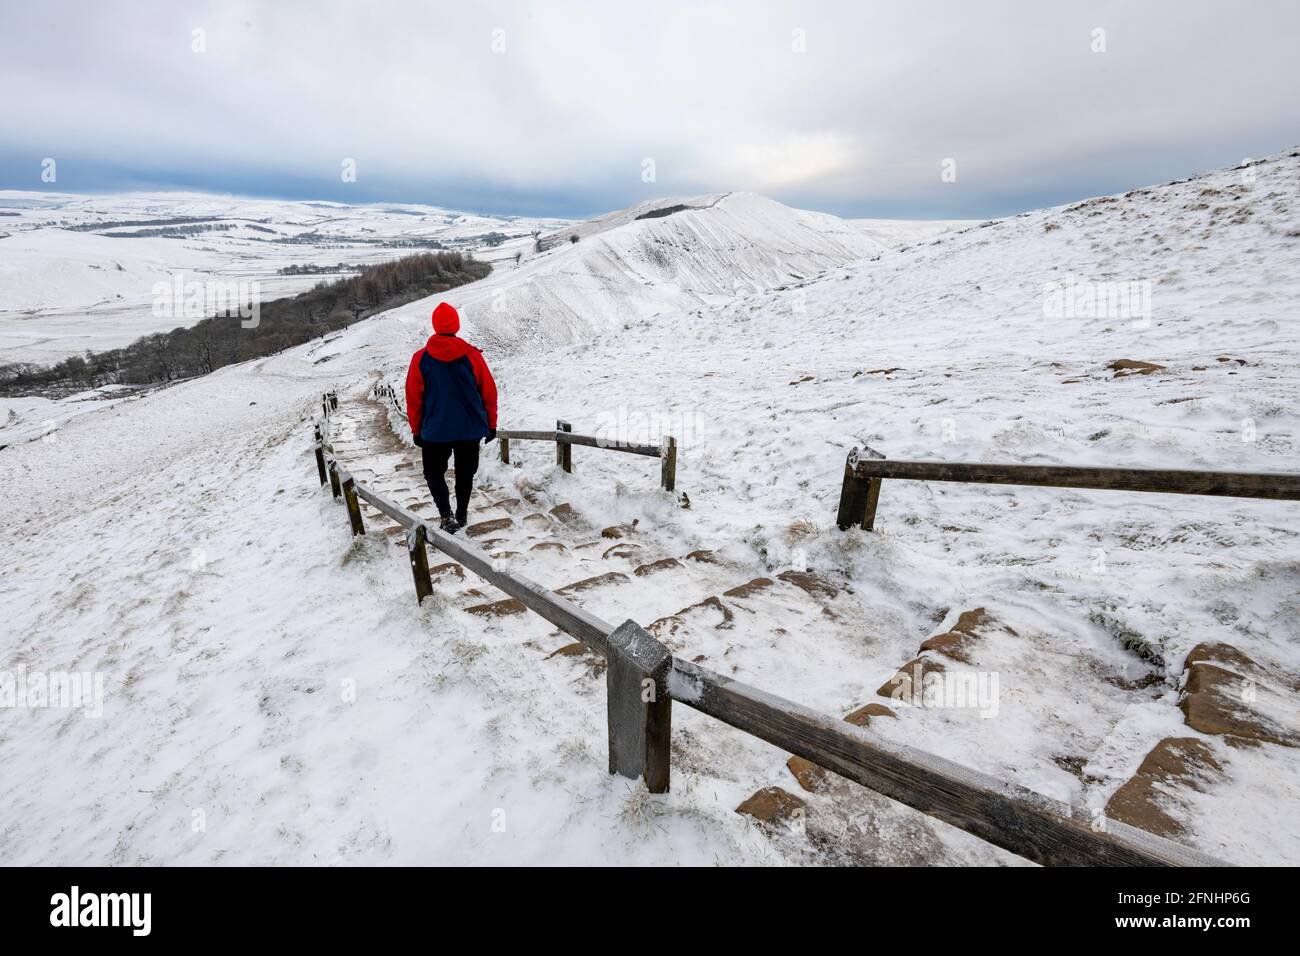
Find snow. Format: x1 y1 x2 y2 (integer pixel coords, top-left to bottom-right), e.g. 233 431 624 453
2 149 1298 865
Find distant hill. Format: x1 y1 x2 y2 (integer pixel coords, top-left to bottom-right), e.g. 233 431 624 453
398 191 964 352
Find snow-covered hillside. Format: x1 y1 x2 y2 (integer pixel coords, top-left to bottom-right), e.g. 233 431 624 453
2 151 1297 865
0 188 950 368
420 192 957 351
0 190 568 364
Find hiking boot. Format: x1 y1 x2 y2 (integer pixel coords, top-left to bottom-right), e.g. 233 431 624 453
438 514 461 535
455 508 468 527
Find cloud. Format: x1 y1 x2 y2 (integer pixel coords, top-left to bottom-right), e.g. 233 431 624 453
723 132 866 191
1 0 1297 218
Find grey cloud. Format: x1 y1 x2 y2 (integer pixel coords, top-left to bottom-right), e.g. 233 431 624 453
2 0 1297 218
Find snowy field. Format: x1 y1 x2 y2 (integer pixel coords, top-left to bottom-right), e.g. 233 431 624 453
0 190 569 364
1 155 1297 865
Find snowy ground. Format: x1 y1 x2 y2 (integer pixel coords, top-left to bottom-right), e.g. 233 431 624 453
2 153 1296 865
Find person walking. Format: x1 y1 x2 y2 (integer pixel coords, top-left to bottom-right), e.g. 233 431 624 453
404 302 498 533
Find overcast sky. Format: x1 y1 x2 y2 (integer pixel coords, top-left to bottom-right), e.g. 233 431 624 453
2 0 1297 219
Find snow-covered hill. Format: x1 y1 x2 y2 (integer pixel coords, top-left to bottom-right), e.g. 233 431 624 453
0 187 950 366
0 190 568 363
1 152 1297 865
407 192 957 351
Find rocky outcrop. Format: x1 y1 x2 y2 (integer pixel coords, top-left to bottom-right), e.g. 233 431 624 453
428 561 464 581
1108 359 1166 377
785 757 831 793
723 577 775 599
776 570 839 598
649 595 736 637
1104 737 1223 837
529 541 567 553
465 517 513 537
876 655 946 701
736 786 806 828
844 702 898 727
557 571 629 595
545 642 589 659
634 557 682 577
1105 641 1299 840
1180 655 1298 747
466 597 525 617
917 607 992 663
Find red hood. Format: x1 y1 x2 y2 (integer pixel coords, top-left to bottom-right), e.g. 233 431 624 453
423 334 478 362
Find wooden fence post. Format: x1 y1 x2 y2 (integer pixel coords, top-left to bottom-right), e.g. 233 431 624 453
862 474 883 531
341 474 365 536
314 443 328 486
606 619 672 793
499 435 510 465
406 523 434 604
660 435 677 492
836 446 886 531
328 460 342 499
557 420 572 473
836 449 867 530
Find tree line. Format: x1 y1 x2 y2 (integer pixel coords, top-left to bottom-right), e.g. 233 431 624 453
0 251 490 397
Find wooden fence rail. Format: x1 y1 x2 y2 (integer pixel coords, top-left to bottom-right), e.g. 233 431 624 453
371 381 678 492
838 444 1300 530
313 397 1224 867
500 421 677 491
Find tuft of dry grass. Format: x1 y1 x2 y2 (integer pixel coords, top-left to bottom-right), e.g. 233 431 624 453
786 518 821 543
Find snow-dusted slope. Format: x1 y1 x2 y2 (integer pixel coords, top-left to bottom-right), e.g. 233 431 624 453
409 192 914 351
849 216 977 248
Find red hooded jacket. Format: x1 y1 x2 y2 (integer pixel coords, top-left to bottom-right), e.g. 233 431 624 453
405 312 498 442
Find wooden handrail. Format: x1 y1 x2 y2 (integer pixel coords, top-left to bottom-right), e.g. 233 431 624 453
498 421 675 489
497 428 557 442
853 457 1300 500
499 427 665 458
369 383 676 489
839 445 1300 530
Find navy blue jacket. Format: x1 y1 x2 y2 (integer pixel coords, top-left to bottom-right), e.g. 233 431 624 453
405 334 498 443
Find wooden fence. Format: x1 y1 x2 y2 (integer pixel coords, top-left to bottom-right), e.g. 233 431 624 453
499 422 677 492
838 444 1300 530
371 381 677 491
310 393 1226 866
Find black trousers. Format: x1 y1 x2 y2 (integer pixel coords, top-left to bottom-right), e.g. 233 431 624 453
421 440 480 519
